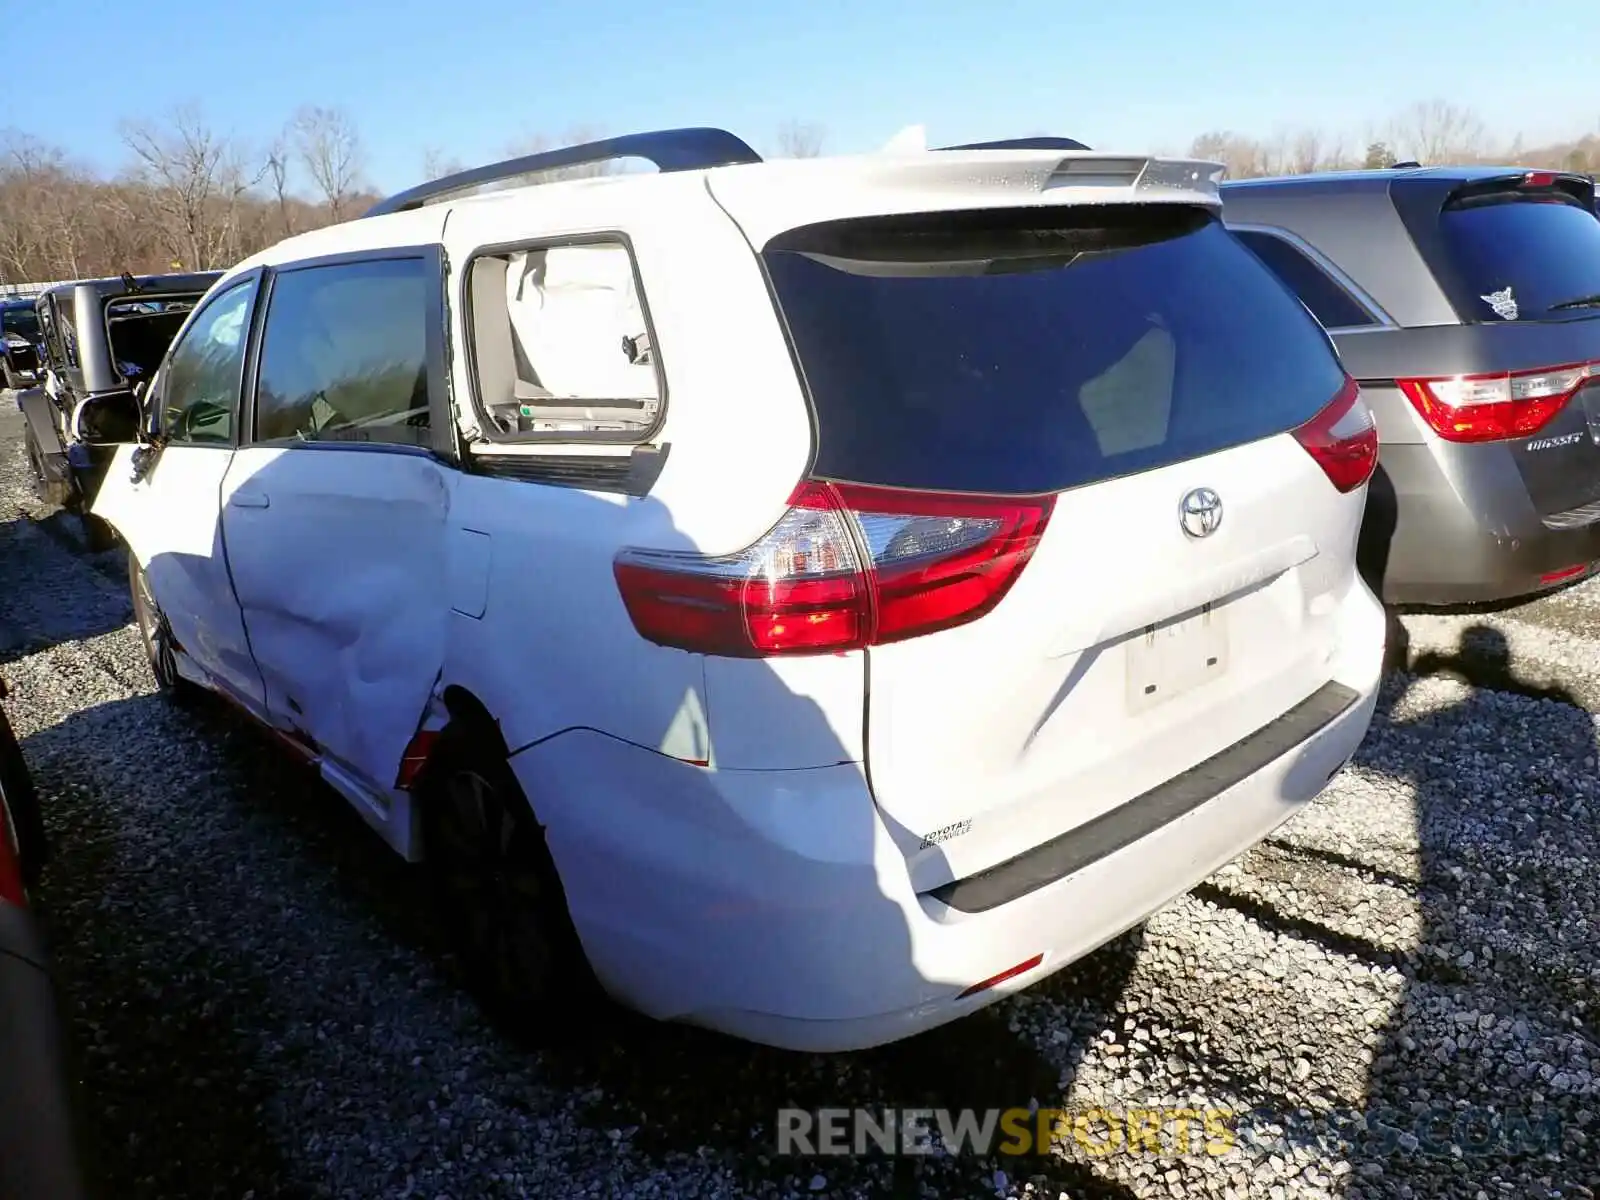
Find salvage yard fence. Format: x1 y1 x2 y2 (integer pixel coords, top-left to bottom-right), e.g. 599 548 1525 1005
0 280 69 299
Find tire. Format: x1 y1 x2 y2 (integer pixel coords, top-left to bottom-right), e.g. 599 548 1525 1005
23 423 74 512
128 555 200 705
23 424 53 509
0 702 46 889
419 724 598 1034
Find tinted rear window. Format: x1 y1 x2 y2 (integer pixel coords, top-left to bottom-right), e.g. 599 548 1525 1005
1 307 38 337
1233 230 1378 329
1415 186 1600 323
763 207 1347 495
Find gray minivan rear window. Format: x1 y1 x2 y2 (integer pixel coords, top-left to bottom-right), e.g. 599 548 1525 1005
1413 185 1600 323
763 206 1348 495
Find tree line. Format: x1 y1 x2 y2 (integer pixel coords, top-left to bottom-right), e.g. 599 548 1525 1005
1186 99 1599 180
0 104 378 286
0 105 835 286
2 99 1595 286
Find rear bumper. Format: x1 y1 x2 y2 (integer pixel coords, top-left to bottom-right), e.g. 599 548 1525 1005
1367 443 1600 606
0 906 88 1200
517 583 1386 1051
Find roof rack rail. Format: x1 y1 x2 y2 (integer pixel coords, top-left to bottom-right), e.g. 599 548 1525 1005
936 136 1092 152
363 127 764 218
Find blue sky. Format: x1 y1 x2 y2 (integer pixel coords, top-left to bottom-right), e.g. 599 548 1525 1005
18 0 1598 197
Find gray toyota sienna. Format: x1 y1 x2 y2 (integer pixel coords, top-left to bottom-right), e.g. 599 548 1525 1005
1223 166 1600 605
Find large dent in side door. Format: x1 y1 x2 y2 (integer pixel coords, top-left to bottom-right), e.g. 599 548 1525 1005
220 449 454 797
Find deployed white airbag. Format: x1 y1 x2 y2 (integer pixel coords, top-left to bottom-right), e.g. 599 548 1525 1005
505 246 657 401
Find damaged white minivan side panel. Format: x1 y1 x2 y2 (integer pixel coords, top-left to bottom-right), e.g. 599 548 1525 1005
430 176 821 767
95 215 464 855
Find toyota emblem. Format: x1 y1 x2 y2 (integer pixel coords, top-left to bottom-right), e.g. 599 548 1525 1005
1179 487 1223 539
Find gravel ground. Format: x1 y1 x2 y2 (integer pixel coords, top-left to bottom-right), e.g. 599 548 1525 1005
1 394 1596 1200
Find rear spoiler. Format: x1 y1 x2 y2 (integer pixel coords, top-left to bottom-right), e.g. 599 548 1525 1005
1443 170 1596 211
705 153 1226 252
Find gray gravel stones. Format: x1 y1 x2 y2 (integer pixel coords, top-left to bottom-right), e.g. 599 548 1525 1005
1 395 1596 1199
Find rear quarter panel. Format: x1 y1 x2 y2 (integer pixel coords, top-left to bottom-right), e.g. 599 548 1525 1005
1221 182 1457 329
439 176 867 768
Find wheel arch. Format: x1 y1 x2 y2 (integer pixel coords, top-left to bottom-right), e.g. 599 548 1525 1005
438 683 510 759
404 682 518 834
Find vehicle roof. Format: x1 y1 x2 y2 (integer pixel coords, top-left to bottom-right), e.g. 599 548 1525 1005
225 147 1225 276
44 271 222 302
1221 164 1572 194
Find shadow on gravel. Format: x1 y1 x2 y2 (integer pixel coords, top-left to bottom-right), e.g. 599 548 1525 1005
523 936 1147 1200
0 513 132 670
1408 622 1582 705
1342 626 1599 1198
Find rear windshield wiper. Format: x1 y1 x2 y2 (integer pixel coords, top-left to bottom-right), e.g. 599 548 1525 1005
1547 294 1600 312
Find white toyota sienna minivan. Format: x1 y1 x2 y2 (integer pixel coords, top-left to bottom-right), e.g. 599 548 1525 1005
94 128 1387 1051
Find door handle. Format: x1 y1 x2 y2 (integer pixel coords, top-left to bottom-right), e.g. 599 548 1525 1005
229 491 270 510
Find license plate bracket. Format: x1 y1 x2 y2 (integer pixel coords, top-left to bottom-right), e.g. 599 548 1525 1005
1125 603 1230 714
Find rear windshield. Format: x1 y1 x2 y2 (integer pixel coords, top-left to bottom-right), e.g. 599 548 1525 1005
1 306 38 338
104 296 201 380
1416 187 1600 323
763 207 1347 495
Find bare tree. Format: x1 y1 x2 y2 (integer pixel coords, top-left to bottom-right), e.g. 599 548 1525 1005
775 120 826 158
1257 132 1296 176
0 117 382 282
293 105 365 221
119 104 260 270
1390 99 1487 165
1290 129 1324 174
265 131 295 238
500 127 618 185
422 147 465 181
1189 131 1269 179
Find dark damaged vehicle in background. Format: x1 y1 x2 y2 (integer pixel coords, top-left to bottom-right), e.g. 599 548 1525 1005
1224 166 1600 606
20 272 220 549
0 298 44 390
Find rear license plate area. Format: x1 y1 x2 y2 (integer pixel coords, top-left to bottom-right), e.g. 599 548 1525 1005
1125 602 1229 714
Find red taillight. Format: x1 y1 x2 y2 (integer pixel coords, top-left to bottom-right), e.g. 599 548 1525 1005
1399 362 1596 444
1292 375 1379 493
613 482 1055 656
1523 171 1559 188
